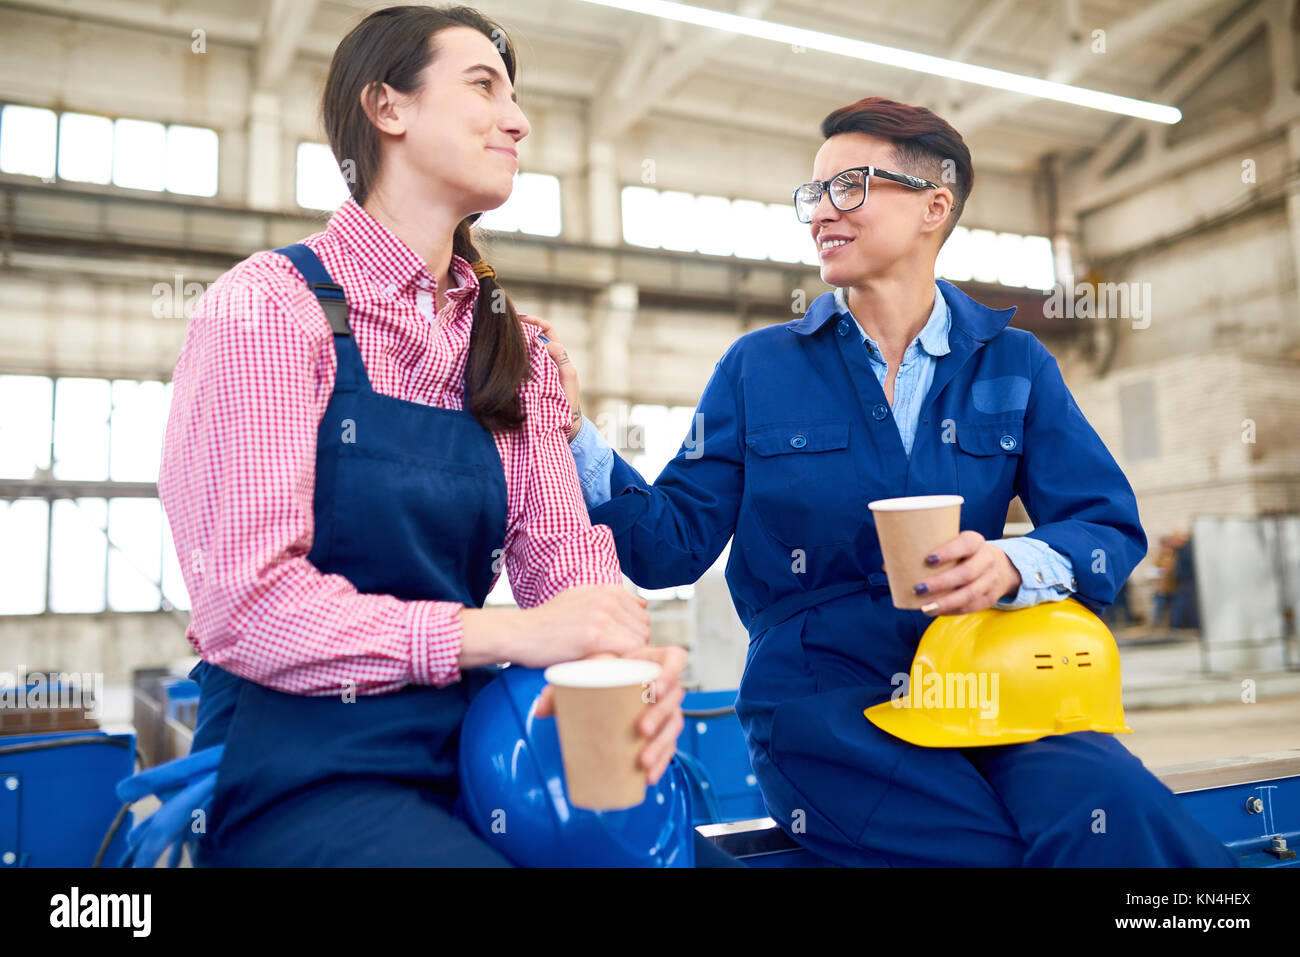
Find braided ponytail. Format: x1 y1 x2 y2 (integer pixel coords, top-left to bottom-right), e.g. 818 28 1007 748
454 218 529 433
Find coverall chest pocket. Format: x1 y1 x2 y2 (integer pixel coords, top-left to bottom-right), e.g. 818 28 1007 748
744 420 858 548
951 419 1023 500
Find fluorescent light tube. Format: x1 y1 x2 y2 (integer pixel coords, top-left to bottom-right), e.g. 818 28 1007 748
576 0 1181 123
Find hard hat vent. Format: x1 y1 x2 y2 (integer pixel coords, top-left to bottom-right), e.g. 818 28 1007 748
864 598 1133 746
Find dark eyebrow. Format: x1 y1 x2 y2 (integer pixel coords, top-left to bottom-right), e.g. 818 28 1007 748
463 64 517 103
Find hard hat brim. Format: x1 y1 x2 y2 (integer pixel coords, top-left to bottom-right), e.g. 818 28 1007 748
863 700 1131 748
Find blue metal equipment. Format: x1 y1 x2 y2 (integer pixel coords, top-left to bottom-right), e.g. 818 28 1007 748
15 678 1292 869
678 713 1300 867
675 690 767 826
0 730 135 867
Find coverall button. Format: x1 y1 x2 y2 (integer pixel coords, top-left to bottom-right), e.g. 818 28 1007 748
1000 434 1017 451
872 404 888 420
836 319 850 336
789 434 807 448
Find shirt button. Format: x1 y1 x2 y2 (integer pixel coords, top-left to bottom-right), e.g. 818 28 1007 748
385 282 398 297
1035 571 1044 583
836 319 850 336
789 434 807 449
1000 434 1017 451
872 404 888 420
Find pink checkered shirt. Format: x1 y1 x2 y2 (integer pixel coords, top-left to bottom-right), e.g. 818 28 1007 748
160 199 621 695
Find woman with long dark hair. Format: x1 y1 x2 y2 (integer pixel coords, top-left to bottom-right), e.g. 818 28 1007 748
153 5 698 866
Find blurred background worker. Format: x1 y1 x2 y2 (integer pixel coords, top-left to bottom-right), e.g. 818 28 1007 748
1151 535 1178 629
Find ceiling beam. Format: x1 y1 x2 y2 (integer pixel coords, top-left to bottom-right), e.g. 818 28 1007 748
2 0 260 43
588 0 773 141
906 0 1017 112
607 22 662 101
1077 1 1272 191
948 0 1231 136
256 0 320 91
1069 109 1284 217
1067 0 1300 213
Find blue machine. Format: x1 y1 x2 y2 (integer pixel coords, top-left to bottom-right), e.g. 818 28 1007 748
8 679 1295 868
1164 765 1300 868
162 679 199 725
0 730 135 867
675 690 766 826
672 696 1300 867
133 673 200 768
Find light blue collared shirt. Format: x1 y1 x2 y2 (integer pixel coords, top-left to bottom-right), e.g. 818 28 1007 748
833 283 949 460
569 283 1075 610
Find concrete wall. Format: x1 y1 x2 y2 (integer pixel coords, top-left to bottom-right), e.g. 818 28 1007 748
1070 352 1300 617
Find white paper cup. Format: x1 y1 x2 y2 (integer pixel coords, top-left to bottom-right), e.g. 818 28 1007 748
543 658 662 810
868 494 964 610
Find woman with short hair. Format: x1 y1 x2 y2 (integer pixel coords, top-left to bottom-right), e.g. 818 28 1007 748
532 96 1238 868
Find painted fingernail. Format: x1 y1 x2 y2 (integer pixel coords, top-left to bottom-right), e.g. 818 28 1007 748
538 333 550 342
925 554 941 565
921 601 940 615
913 583 929 595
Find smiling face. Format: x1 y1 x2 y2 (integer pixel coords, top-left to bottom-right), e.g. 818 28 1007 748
377 25 530 220
807 132 952 288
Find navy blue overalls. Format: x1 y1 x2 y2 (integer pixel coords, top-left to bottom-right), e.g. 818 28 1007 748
187 244 512 866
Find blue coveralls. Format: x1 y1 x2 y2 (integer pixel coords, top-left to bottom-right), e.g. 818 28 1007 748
587 281 1239 867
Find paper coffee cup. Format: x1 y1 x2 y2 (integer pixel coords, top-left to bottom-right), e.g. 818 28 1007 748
868 494 964 610
543 658 662 810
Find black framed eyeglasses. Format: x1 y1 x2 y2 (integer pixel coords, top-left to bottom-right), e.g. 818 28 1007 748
793 166 939 223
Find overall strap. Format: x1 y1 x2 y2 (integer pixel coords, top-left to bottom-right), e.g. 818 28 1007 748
274 243 351 336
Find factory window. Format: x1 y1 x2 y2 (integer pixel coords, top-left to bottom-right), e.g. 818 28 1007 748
0 104 218 197
0 104 56 178
626 404 699 602
161 124 219 197
111 118 167 191
621 186 819 267
478 172 562 237
296 142 563 238
0 374 189 616
935 227 1056 290
58 112 113 184
621 185 1056 288
296 142 351 211
479 403 701 607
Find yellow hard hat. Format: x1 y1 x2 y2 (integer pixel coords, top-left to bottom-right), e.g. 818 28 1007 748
865 597 1131 747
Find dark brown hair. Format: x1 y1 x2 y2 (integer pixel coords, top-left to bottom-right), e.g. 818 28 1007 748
323 4 529 434
820 96 974 241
